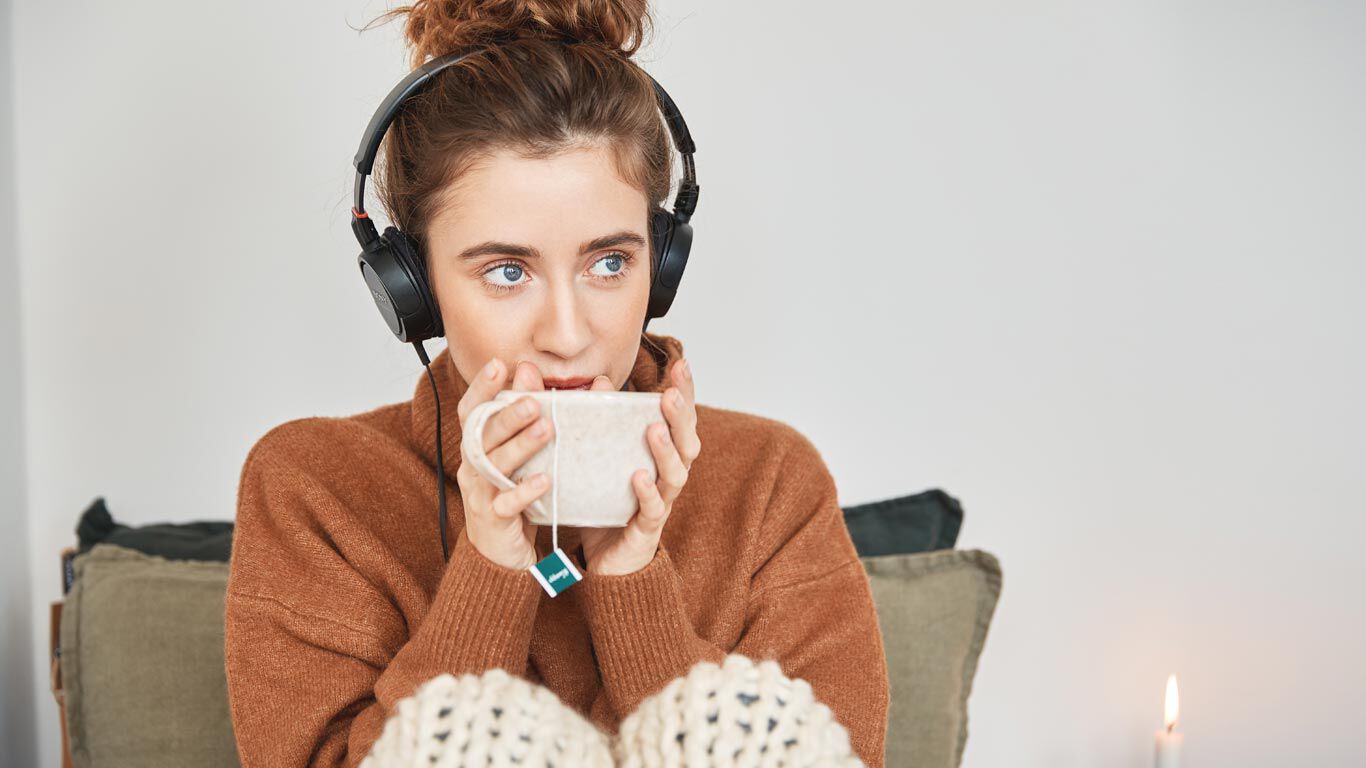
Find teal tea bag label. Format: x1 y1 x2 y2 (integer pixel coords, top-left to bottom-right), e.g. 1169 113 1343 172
529 547 582 597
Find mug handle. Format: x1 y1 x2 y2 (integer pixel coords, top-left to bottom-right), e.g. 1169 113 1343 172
461 396 551 519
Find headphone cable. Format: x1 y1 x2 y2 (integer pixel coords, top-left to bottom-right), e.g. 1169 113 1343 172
412 341 450 562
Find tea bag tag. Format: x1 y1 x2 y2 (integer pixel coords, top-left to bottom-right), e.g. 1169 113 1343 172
529 547 581 597
527 389 581 597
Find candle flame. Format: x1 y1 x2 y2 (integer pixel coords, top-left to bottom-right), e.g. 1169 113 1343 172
1164 674 1180 730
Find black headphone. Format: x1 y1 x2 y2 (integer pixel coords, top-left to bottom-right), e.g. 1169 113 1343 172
348 45 699 562
349 46 699 345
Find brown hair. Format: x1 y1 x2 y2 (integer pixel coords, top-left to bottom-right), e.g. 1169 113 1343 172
358 0 673 277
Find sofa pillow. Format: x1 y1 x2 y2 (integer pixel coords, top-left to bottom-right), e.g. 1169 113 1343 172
75 497 233 563
60 543 240 768
842 488 964 557
60 504 999 768
70 485 965 564
860 547 1002 768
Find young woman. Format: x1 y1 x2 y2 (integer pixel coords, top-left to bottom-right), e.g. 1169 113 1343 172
223 1 889 766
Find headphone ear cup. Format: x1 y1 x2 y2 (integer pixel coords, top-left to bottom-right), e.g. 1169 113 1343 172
647 207 692 320
356 226 444 342
387 224 445 332
386 227 444 339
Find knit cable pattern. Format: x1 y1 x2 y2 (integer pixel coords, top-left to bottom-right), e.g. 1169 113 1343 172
362 655 863 767
615 654 866 768
359 667 615 768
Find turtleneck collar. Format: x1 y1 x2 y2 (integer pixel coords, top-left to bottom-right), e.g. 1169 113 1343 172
410 332 686 478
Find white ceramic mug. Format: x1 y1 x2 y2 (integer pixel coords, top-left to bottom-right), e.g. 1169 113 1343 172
461 389 665 527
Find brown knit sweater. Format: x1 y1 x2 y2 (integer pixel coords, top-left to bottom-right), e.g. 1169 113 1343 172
223 332 889 767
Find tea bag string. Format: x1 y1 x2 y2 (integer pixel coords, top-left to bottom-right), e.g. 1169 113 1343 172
550 388 560 552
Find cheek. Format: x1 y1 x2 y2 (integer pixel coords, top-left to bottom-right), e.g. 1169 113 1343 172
627 262 652 311
428 261 474 308
433 270 518 333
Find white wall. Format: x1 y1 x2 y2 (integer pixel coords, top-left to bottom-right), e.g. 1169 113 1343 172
11 1 1365 765
2 0 38 763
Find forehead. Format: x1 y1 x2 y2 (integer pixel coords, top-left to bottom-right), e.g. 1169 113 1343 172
433 143 648 243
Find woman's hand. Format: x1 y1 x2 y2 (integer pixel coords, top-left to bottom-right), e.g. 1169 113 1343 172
454 358 553 570
580 357 698 576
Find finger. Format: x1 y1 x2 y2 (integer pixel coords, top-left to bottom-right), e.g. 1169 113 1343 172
661 385 701 466
454 462 498 519
490 472 550 520
457 357 507 425
589 374 614 392
453 457 480 497
481 394 542 455
670 357 694 405
487 412 554 478
629 468 670 536
646 421 688 505
512 360 545 391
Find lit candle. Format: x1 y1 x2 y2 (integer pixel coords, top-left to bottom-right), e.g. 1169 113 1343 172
1154 674 1183 768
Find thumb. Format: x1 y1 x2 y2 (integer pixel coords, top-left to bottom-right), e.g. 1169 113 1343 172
590 374 614 392
513 360 545 391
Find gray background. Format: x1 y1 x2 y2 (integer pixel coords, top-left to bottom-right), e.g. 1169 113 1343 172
4 1 1364 766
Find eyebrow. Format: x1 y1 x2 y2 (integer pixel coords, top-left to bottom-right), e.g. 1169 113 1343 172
455 230 648 261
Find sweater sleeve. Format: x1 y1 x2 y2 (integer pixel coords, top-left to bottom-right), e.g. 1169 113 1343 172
578 428 889 768
577 540 728 719
223 423 544 768
729 430 891 768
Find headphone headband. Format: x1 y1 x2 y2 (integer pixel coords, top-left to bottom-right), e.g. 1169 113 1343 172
350 45 699 248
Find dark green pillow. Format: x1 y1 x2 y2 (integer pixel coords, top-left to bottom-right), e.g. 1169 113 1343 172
74 486 964 565
842 488 964 557
75 497 233 564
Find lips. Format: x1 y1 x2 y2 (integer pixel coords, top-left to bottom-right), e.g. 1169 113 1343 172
543 376 595 390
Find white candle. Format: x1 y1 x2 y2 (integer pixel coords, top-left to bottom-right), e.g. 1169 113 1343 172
1154 674 1183 768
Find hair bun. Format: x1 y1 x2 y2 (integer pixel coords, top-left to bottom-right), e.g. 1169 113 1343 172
387 0 652 66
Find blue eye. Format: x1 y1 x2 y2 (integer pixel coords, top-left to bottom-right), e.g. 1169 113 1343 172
484 262 525 290
590 254 626 277
481 252 635 294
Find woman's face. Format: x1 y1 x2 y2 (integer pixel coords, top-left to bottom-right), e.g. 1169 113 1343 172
424 142 652 390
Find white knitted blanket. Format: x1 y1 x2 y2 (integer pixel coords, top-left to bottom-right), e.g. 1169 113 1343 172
360 654 865 768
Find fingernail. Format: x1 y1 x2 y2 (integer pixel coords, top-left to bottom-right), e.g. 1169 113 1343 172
533 474 548 486
484 359 500 380
671 390 684 408
680 359 691 380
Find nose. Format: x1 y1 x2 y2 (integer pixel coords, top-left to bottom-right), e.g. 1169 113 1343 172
532 274 593 359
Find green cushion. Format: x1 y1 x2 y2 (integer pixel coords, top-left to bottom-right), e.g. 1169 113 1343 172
861 548 1002 768
843 488 964 557
61 542 1001 768
60 543 240 768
